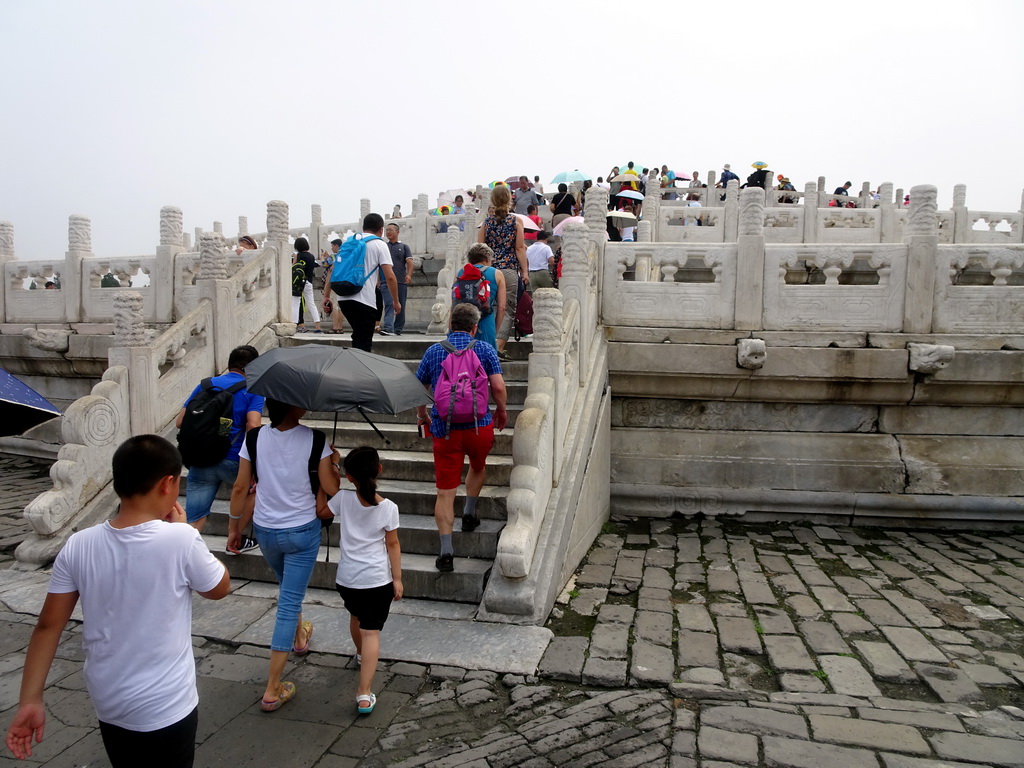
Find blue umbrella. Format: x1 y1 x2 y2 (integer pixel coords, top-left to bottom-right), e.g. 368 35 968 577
0 368 61 437
550 170 592 185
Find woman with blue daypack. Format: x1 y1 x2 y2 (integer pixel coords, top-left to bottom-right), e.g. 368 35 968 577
453 243 505 349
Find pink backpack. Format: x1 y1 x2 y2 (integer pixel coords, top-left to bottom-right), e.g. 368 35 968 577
435 340 490 436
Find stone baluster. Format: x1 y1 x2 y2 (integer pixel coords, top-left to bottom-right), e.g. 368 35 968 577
267 200 291 323
903 184 939 333
952 184 968 243
238 215 248 236
559 222 593 385
417 194 429 214
197 232 235 369
636 220 653 243
530 287 566 476
113 291 146 347
641 172 660 230
723 180 740 241
182 232 191 250
817 176 826 193
585 185 609 237
859 182 872 210
878 183 896 242
212 221 223 235
706 170 717 203
311 204 323 252
64 215 92 324
802 182 818 243
411 196 424 217
160 207 183 246
735 187 766 330
194 227 203 250
895 188 905 208
0 221 13 322
360 198 371 221
427 226 462 334
154 207 182 323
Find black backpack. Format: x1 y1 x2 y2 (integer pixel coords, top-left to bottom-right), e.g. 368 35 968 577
177 378 246 468
291 261 307 297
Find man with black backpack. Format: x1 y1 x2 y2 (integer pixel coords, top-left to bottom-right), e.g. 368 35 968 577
414 304 507 572
176 346 265 548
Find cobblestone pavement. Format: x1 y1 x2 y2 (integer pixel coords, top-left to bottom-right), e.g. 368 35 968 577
0 456 52 560
0 517 1022 766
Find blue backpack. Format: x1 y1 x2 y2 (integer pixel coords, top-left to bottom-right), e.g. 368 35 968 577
330 235 382 296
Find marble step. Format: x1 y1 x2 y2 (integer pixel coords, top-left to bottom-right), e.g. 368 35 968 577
204 535 492 603
308 403 523 428
186 480 509 521
281 333 534 362
305 421 514 454
202 505 503 559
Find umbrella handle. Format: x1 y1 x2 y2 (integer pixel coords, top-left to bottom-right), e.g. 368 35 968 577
357 406 391 446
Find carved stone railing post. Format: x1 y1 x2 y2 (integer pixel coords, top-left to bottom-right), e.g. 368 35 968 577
0 221 14 322
735 187 766 331
817 176 826 193
311 204 323 253
153 206 182 323
197 232 235 369
878 182 896 241
903 184 939 333
359 198 371 221
238 215 248 236
642 173 660 227
858 181 872 210
951 183 969 243
559 222 593 385
267 200 291 323
723 179 740 240
64 215 93 324
531 288 567 475
108 291 157 435
637 220 653 243
212 221 223 235
427 226 462 333
802 182 818 243
895 188 905 208
585 185 608 239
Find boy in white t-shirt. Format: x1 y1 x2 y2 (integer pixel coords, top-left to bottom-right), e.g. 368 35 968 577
327 446 402 715
5 435 230 767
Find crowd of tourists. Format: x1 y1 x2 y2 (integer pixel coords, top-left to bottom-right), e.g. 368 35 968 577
5 216 514 764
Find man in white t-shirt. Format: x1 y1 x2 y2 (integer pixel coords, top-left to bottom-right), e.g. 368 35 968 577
337 213 401 353
525 230 555 290
5 435 230 767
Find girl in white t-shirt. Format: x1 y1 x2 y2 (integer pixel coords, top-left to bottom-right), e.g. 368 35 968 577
327 446 403 715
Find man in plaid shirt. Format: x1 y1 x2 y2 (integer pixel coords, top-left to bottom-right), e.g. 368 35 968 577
416 304 508 572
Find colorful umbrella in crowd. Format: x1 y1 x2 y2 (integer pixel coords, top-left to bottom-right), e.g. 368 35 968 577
0 368 61 437
504 175 532 187
430 206 452 216
616 189 645 201
438 189 470 208
552 216 586 236
477 214 541 231
489 180 508 189
550 170 591 185
611 173 642 183
752 161 768 169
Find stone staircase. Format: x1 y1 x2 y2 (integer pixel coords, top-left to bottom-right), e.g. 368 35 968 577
192 333 529 606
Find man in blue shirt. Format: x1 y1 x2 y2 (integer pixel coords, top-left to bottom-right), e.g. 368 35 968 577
176 346 265 548
415 304 507 572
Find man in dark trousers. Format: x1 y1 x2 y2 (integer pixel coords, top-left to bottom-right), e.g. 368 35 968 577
338 213 401 352
381 222 413 335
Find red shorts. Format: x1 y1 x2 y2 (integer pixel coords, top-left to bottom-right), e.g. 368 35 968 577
432 425 495 490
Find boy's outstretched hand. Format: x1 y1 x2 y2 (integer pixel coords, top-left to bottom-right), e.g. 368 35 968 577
6 701 45 759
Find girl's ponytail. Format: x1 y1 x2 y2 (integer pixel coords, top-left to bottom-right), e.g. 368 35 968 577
343 446 380 506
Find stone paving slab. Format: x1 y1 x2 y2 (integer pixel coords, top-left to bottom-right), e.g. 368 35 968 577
2 517 1024 766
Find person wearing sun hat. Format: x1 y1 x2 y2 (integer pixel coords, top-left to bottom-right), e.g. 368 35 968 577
745 161 771 190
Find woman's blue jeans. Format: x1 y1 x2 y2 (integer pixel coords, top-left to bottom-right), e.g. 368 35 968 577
253 518 321 652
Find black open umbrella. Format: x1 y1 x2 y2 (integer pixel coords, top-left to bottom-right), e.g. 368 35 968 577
0 368 61 437
243 344 431 445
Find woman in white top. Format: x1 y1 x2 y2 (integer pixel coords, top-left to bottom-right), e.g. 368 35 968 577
227 399 340 712
327 446 402 715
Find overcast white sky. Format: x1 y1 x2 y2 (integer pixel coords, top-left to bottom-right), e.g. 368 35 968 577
1 0 1022 257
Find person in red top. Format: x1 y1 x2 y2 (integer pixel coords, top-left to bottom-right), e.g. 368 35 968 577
523 204 542 241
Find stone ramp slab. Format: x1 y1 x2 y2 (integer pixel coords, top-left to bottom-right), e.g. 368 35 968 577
232 604 551 675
